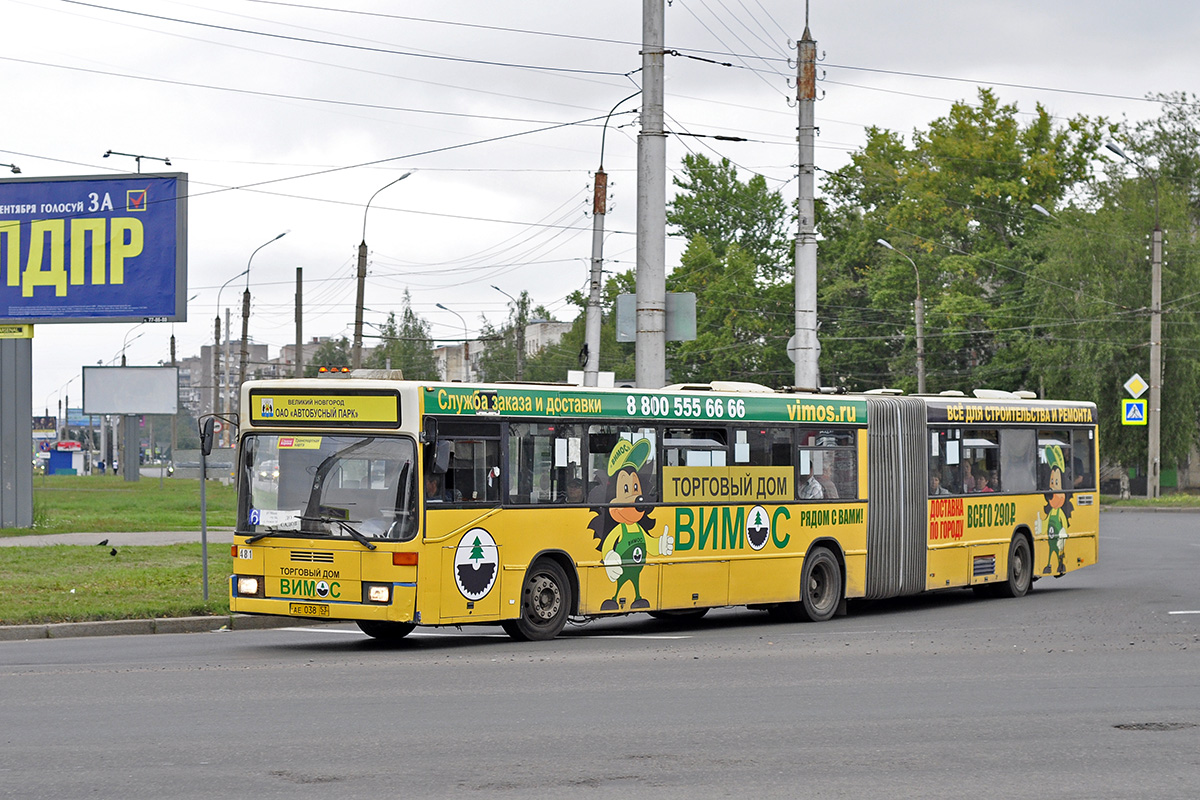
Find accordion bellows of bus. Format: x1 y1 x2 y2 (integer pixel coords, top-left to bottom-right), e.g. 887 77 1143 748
229 378 1097 642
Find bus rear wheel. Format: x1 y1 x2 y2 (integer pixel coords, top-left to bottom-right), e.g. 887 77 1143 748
799 547 842 622
997 533 1032 598
502 559 572 641
356 620 416 642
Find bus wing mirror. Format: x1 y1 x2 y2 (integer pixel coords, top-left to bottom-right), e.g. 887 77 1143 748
433 440 451 474
420 416 438 446
199 417 216 456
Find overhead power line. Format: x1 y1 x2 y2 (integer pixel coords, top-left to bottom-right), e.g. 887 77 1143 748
62 0 629 77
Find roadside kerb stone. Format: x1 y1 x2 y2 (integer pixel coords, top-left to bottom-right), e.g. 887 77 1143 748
0 614 305 641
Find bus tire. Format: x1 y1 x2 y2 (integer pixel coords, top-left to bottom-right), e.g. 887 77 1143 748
799 547 842 622
997 533 1032 598
356 620 415 642
502 559 571 641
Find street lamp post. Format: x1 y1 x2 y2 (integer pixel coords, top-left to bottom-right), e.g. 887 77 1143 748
102 150 171 174
436 303 469 381
354 171 413 369
585 91 640 387
1106 142 1162 500
120 322 145 367
214 268 248 428
491 285 526 380
238 232 288 397
877 239 926 394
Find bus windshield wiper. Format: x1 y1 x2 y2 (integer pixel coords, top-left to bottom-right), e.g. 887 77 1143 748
298 515 377 550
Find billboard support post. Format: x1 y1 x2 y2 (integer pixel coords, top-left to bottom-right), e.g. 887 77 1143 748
0 339 33 527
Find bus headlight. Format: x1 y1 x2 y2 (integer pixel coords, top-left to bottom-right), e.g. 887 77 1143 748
364 583 391 604
236 576 263 597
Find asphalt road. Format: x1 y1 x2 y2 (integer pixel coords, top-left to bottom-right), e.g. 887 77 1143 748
1 510 1196 799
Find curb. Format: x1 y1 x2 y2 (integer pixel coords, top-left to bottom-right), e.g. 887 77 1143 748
0 613 306 642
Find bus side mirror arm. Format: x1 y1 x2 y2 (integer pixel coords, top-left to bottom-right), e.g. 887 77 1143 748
420 416 438 446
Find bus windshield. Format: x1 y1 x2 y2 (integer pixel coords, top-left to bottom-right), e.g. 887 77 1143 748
239 433 418 541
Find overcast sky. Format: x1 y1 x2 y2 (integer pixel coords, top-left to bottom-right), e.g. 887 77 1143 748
3 0 1197 412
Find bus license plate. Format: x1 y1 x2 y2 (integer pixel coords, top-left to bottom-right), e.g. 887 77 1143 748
289 602 330 618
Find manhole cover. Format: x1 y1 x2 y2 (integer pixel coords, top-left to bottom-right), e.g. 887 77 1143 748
1113 722 1197 732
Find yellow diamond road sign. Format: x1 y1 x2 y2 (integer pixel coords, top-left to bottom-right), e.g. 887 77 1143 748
1124 374 1148 399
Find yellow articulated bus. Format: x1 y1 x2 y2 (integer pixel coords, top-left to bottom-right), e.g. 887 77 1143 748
229 377 1098 642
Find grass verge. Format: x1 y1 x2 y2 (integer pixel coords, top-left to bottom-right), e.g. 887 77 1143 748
1 474 237 537
1100 492 1200 508
0 544 231 625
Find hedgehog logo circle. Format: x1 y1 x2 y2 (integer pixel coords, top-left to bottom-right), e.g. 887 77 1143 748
453 528 499 601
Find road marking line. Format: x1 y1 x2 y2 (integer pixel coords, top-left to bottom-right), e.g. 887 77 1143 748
1168 610 1200 615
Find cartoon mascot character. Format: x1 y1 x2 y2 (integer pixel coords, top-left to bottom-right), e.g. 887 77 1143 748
587 437 673 611
1036 444 1074 575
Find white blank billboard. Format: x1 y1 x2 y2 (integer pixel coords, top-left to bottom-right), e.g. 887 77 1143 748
83 366 178 415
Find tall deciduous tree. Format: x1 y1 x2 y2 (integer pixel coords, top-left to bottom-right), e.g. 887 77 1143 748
664 153 793 385
819 88 1108 392
365 291 438 379
304 336 350 377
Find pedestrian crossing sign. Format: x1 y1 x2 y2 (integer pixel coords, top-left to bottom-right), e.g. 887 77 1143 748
1122 398 1147 425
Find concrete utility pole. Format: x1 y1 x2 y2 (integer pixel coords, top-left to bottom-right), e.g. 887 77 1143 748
354 172 412 369
587 91 641 387
1149 225 1162 498
586 167 607 387
295 267 304 378
635 0 667 389
1106 142 1162 499
793 17 820 390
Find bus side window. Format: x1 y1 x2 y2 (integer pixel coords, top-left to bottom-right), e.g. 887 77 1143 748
734 426 792 466
797 429 857 500
1071 429 1095 490
999 429 1036 494
586 424 658 503
928 428 962 495
1037 430 1071 492
507 422 584 505
434 421 501 505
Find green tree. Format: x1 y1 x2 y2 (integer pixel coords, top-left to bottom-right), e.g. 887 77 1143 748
818 88 1109 392
1023 95 1200 469
365 291 439 379
304 336 350 377
663 153 793 385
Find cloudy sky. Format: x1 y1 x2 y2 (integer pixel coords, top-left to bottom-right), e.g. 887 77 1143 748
3 0 1197 412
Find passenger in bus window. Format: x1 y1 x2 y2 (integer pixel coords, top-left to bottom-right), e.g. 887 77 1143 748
975 469 994 492
566 478 585 504
800 465 824 499
816 457 839 498
929 472 950 496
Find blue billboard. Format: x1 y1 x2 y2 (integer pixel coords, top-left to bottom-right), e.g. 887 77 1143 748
0 173 187 323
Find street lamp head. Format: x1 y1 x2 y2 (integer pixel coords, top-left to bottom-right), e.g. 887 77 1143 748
103 150 111 158
876 238 894 251
436 303 449 311
1031 203 1051 218
1105 142 1130 162
3 163 20 174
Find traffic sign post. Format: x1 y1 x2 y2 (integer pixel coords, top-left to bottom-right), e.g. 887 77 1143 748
1122 399 1147 426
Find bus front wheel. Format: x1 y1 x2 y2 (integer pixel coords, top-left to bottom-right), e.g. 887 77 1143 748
502 559 572 641
356 620 416 642
799 547 842 622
